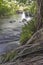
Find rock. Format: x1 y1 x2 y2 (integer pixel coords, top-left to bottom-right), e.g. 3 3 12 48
9 20 16 23
25 12 33 17
16 10 23 14
25 12 29 17
22 19 27 22
9 21 12 23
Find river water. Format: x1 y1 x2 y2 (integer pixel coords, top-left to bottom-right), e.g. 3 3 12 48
0 12 32 54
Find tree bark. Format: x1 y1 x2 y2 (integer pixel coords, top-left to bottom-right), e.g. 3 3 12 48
36 0 43 30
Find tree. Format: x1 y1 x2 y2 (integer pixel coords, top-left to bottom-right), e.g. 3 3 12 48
36 0 43 30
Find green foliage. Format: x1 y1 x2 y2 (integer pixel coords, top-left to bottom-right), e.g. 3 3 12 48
0 0 36 17
0 0 20 17
20 19 36 45
16 0 27 4
20 1 37 45
28 1 37 15
24 1 37 15
0 0 10 16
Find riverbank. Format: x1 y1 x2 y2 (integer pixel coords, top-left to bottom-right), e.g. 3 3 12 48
0 28 43 65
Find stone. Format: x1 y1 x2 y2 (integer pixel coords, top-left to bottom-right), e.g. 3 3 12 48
9 20 16 23
22 19 27 22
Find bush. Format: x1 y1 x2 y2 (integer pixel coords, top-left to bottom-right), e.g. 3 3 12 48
0 0 20 17
20 18 36 45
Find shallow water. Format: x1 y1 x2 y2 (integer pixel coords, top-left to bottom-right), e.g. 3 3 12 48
0 12 32 54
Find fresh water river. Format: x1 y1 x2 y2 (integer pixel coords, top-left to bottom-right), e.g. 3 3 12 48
0 12 32 54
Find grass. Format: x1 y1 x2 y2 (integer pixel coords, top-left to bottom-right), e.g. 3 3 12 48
20 18 36 45
1 51 17 63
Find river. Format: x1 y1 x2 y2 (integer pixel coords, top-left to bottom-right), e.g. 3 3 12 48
0 12 32 55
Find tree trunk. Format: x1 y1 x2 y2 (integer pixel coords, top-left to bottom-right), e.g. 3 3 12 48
36 0 43 30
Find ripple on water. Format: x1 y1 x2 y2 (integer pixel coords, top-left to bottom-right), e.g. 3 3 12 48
0 12 32 54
